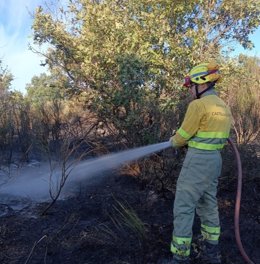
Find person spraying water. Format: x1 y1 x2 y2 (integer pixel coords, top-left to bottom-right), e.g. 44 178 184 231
163 60 254 264
165 61 232 264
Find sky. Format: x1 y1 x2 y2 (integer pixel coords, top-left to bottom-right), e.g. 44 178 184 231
0 0 49 94
0 1 260 94
230 26 260 57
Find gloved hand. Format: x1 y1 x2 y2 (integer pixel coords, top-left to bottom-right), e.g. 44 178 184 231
169 136 177 148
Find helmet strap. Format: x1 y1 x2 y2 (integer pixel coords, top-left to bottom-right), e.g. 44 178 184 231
195 84 200 99
195 82 216 99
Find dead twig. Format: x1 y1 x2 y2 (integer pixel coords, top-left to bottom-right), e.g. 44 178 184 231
24 235 47 264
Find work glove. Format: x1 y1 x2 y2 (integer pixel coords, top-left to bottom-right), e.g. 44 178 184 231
169 137 179 157
169 129 177 148
169 136 177 148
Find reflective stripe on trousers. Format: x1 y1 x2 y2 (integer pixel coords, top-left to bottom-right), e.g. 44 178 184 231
170 235 191 257
201 224 220 243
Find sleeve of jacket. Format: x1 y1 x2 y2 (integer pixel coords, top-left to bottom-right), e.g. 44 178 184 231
171 100 202 147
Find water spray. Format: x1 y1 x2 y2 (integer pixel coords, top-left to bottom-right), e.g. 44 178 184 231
70 141 171 183
0 141 171 201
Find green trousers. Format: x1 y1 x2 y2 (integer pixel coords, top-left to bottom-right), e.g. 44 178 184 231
171 147 222 257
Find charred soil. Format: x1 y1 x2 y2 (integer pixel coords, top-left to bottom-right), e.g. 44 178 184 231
0 145 259 264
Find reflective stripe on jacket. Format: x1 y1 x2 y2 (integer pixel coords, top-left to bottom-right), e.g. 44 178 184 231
172 91 232 150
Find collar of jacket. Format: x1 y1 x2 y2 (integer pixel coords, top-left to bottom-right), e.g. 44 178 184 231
200 89 218 98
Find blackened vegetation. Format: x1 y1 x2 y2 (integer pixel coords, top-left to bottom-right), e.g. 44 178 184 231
0 143 259 264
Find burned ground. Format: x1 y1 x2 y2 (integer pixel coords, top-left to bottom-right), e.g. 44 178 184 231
0 145 259 264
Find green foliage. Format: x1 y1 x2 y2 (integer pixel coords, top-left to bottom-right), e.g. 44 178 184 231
0 60 13 93
0 61 14 153
26 73 65 105
220 55 260 144
31 0 260 146
25 73 67 141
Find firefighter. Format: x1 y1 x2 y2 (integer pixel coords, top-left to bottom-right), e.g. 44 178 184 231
167 61 232 264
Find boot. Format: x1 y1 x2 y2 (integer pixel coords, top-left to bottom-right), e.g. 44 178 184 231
159 256 190 264
172 255 190 264
200 241 221 264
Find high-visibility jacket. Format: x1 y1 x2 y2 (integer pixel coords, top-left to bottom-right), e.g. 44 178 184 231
172 92 232 150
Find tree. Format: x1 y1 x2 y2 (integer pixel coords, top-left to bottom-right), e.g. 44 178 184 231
31 0 260 146
26 73 66 142
31 0 260 88
0 61 14 159
9 91 32 162
0 60 13 93
220 55 260 144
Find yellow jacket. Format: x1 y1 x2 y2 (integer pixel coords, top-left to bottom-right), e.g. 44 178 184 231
171 91 232 150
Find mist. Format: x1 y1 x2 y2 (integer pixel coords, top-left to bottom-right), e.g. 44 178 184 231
0 141 171 202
